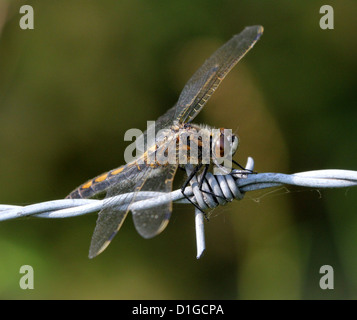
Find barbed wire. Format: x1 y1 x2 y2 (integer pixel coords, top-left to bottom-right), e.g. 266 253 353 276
1 157 356 258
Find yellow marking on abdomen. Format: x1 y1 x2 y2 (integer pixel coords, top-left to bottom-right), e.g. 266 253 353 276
94 173 108 182
111 167 124 175
81 180 93 189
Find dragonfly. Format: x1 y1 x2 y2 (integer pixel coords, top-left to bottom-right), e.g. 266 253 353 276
67 25 264 258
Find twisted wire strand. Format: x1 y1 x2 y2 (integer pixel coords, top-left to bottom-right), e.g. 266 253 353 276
187 157 254 258
0 157 356 222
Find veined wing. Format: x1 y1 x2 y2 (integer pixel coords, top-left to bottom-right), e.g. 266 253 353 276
136 104 177 157
174 25 263 124
88 160 178 257
132 164 178 239
88 163 152 258
136 26 263 152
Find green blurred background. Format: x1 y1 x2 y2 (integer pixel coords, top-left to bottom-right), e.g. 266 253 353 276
0 0 356 299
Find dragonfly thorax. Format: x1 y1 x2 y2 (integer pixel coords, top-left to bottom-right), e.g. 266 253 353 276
153 123 238 168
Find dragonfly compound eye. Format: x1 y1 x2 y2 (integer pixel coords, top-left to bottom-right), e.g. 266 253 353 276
214 129 239 159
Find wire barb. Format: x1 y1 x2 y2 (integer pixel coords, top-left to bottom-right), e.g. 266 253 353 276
186 157 255 259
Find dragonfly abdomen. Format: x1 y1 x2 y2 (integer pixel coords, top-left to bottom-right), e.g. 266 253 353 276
66 165 130 199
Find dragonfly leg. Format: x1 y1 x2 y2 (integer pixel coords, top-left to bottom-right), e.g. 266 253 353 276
232 159 256 174
198 164 226 201
181 164 206 214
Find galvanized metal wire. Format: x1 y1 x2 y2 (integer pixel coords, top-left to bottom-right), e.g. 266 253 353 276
1 157 356 258
1 157 356 221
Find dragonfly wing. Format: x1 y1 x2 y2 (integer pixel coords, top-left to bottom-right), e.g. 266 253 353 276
88 205 128 259
134 27 263 154
88 164 152 258
132 164 178 239
136 104 178 157
175 25 263 123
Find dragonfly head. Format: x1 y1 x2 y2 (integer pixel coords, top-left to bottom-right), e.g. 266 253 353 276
212 128 239 173
213 128 239 157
